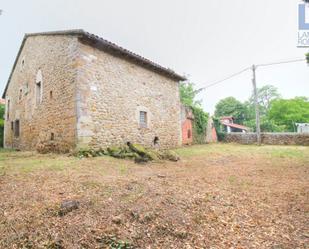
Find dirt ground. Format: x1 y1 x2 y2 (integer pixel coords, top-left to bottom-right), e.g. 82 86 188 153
0 144 308 249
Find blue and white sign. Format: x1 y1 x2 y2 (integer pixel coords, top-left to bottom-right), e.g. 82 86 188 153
298 3 309 47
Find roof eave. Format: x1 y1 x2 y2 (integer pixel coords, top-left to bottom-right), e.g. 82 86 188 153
2 29 186 98
79 32 186 81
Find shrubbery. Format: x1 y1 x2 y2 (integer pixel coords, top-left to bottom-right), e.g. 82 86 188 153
180 82 209 143
75 142 180 163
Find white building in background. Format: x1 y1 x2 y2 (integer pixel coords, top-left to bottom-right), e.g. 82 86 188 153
296 123 309 134
220 116 249 133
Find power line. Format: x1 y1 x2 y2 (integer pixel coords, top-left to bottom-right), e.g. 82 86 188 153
256 58 305 68
199 66 251 90
198 57 306 90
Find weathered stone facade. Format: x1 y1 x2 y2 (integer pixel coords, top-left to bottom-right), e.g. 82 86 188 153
4 35 78 152
75 41 181 149
3 31 183 151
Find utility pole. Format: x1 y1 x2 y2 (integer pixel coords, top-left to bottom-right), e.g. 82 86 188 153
252 65 261 145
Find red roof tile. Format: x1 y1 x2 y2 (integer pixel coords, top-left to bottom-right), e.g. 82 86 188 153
220 122 249 131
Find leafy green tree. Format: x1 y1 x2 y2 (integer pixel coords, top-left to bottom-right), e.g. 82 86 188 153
306 52 309 64
179 82 208 143
244 117 285 132
249 84 281 115
179 82 202 107
214 97 247 124
268 97 309 131
0 104 4 147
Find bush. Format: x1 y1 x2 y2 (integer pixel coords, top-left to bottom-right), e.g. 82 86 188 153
75 143 180 163
191 106 209 144
217 132 226 142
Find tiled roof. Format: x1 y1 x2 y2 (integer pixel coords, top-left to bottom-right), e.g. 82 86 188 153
2 29 186 98
221 122 249 131
0 99 5 105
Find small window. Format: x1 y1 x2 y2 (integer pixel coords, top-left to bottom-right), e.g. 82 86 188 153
51 133 54 141
25 83 29 95
14 120 20 138
36 81 42 105
49 91 53 100
19 88 23 101
139 111 147 128
154 136 159 145
20 57 25 71
6 99 10 120
11 121 14 131
35 70 43 105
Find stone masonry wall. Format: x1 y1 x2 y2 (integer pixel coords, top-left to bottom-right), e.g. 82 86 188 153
224 133 309 146
4 35 78 152
75 40 182 149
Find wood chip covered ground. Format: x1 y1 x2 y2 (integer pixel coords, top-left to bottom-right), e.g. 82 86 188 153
0 144 308 248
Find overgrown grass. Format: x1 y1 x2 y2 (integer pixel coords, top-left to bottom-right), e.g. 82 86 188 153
0 145 308 176
0 150 78 175
175 144 309 161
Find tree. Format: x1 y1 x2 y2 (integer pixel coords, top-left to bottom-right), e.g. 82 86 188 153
179 82 202 107
214 97 247 124
249 84 281 115
268 97 309 131
244 117 285 132
306 52 309 64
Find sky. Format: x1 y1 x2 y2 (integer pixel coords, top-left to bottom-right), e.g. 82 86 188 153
0 0 308 114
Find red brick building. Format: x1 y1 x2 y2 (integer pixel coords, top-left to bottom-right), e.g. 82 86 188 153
181 105 194 145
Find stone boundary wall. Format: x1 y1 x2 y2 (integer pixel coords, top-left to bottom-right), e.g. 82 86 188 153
224 133 309 146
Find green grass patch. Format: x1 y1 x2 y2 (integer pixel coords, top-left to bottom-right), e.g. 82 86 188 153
175 144 309 161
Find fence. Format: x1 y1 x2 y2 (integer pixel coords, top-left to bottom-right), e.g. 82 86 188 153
224 132 309 146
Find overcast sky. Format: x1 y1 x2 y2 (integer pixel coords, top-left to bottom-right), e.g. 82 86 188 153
0 0 308 114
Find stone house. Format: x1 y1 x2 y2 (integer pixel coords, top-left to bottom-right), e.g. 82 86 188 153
2 30 186 152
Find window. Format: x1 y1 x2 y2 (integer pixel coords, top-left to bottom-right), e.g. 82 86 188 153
6 99 10 120
11 121 14 131
25 83 29 95
139 111 147 128
20 57 25 71
14 120 20 138
36 81 42 104
49 91 53 100
51 133 54 141
19 88 23 101
153 136 159 145
36 70 43 105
